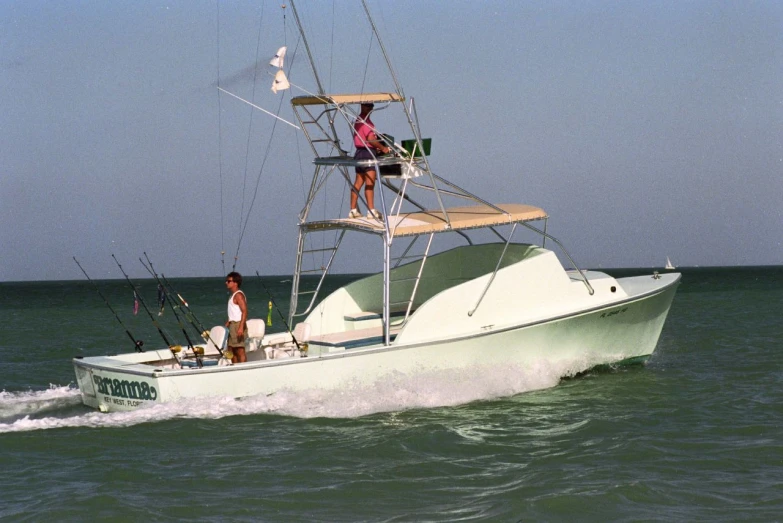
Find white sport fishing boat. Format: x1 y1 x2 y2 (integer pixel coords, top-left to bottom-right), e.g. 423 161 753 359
73 1 680 412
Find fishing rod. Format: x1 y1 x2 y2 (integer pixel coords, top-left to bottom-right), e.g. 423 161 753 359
111 254 182 367
256 271 301 351
158 273 227 359
73 257 144 353
140 254 202 368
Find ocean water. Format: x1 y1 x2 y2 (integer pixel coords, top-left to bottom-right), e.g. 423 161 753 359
0 267 781 521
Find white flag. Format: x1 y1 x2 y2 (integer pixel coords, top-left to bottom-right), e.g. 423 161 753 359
269 46 287 68
402 162 424 179
271 69 290 93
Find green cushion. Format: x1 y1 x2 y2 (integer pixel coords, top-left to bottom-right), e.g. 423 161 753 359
401 138 431 157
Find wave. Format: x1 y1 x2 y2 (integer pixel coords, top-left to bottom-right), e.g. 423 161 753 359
0 358 593 433
0 385 83 420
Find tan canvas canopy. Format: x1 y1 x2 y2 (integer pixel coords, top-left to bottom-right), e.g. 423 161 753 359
291 92 404 106
302 203 547 237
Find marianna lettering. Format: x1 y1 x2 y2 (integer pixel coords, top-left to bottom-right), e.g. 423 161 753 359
93 376 157 401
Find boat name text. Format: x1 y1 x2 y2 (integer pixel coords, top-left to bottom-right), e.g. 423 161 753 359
600 307 628 319
93 375 157 401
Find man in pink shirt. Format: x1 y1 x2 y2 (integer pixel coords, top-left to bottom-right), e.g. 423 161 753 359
349 102 390 220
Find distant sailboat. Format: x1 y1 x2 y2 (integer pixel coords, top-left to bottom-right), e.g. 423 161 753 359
665 256 675 270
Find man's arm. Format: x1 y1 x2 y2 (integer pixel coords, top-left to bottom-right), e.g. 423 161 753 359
235 292 248 336
367 131 390 154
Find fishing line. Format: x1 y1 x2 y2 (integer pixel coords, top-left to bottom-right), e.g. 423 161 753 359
111 254 182 367
142 253 209 347
360 33 373 96
216 0 226 276
329 0 335 92
231 40 303 271
237 0 268 249
159 273 227 359
286 36 328 277
73 257 144 353
232 109 282 271
256 271 301 351
140 254 203 368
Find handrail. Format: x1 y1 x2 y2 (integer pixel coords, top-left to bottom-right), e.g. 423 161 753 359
403 233 434 322
292 230 346 319
521 222 594 295
381 178 473 245
468 224 516 317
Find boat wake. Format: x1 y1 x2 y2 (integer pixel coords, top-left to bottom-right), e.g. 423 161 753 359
0 358 589 433
0 385 84 422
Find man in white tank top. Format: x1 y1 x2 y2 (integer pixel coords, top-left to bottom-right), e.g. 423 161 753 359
225 272 248 363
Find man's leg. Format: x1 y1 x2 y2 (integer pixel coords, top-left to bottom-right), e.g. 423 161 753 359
350 172 366 210
232 346 246 363
364 170 376 209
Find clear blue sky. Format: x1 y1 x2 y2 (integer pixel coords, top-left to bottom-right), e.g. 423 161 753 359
1 0 781 281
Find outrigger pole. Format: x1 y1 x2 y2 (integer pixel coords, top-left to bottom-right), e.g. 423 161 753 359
358 0 450 226
73 256 144 353
255 271 301 351
140 254 203 368
111 254 183 367
288 0 325 96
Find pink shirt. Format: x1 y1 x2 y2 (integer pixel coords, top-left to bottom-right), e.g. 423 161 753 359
353 116 376 149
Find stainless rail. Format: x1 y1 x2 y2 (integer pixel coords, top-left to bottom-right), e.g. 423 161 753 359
522 222 594 295
467 224 517 317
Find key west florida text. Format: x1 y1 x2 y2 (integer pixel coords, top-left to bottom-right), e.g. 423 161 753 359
73 0 680 413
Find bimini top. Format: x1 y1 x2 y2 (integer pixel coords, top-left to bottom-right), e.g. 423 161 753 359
302 203 548 237
291 92 404 106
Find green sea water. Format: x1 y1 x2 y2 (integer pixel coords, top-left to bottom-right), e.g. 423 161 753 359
0 267 781 521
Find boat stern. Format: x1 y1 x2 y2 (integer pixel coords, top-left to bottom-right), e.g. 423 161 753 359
73 355 164 412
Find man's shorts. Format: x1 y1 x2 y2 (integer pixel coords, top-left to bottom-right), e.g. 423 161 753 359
354 147 377 174
228 321 245 348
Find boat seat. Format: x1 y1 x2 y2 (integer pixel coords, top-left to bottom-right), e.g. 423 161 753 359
263 322 310 347
202 325 227 356
264 322 310 359
245 318 266 353
293 322 311 342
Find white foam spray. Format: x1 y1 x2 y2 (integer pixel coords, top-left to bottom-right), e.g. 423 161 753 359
0 357 593 433
0 385 83 420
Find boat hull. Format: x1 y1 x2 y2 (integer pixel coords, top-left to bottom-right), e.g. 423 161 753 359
73 274 679 412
